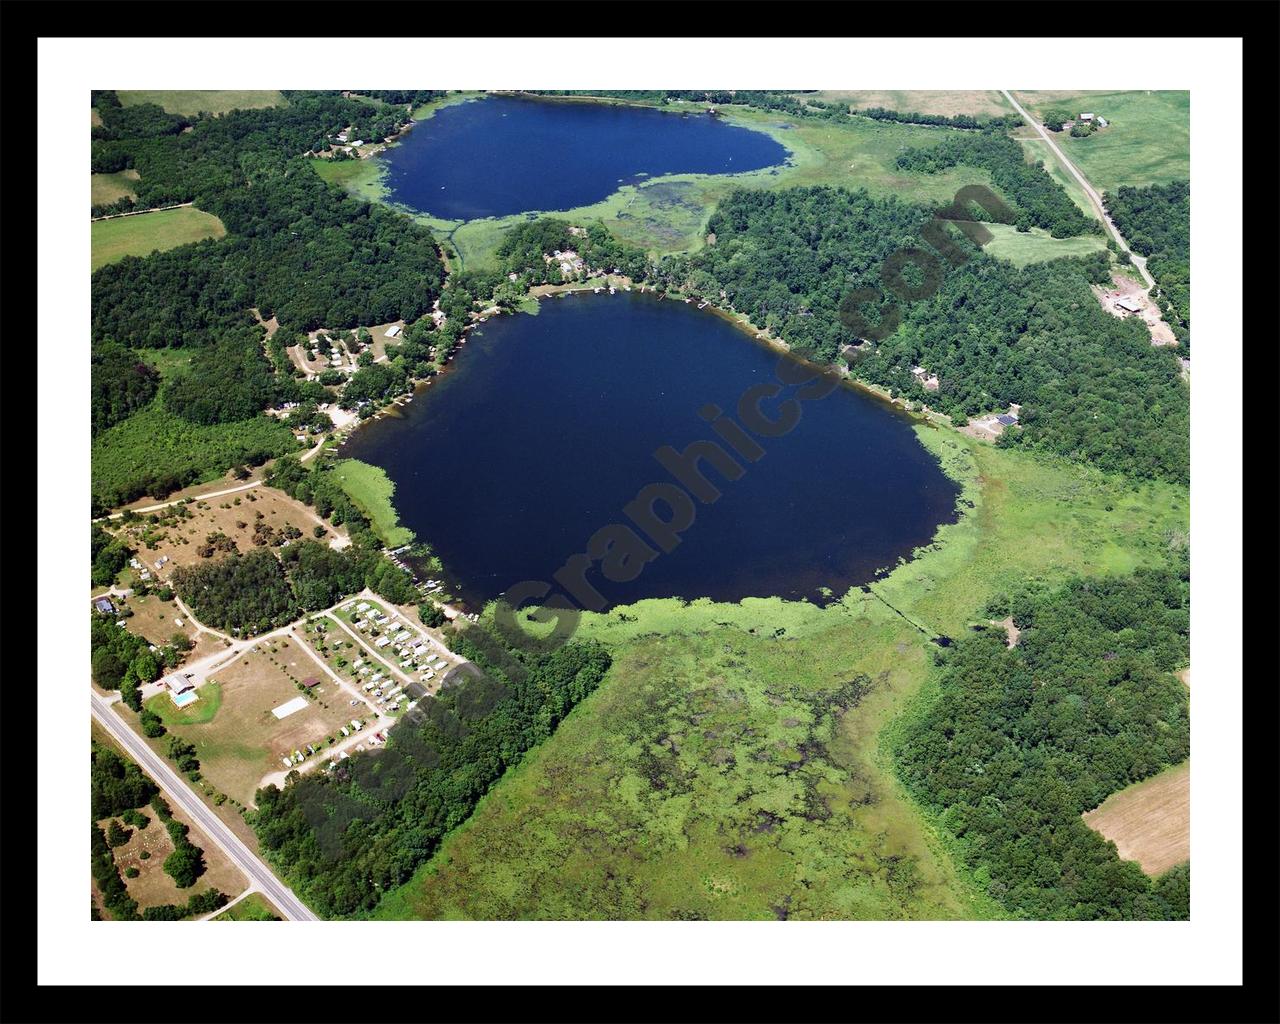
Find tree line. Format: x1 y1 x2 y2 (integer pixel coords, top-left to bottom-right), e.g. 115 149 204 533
1104 181 1190 348
251 628 613 917
657 186 1188 484
892 562 1190 920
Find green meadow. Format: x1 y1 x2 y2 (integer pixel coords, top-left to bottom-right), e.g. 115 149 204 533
980 223 1107 267
91 206 226 271
91 169 141 207
331 459 415 548
373 428 1188 920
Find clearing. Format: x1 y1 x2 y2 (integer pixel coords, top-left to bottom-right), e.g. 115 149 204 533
1082 760 1190 876
104 483 345 578
116 90 285 116
980 223 1106 267
154 641 358 805
1009 90 1189 193
91 169 141 207
1092 271 1178 346
91 206 226 271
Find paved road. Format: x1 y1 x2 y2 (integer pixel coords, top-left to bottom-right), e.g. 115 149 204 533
1001 89 1155 289
90 692 319 921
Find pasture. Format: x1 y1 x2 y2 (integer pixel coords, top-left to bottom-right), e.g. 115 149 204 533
1083 760 1190 876
91 206 226 271
1011 90 1190 192
116 90 285 116
374 432 1189 920
980 223 1107 267
91 169 140 207
159 644 356 805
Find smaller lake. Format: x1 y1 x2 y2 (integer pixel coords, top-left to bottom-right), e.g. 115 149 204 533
340 293 960 611
380 96 791 221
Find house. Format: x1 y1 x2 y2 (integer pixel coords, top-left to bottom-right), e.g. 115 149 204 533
163 673 197 707
910 366 940 392
94 597 116 615
1114 296 1143 314
1079 112 1094 122
301 677 320 689
384 324 402 338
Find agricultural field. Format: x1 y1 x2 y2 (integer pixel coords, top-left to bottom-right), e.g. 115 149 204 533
91 206 226 271
793 90 1013 118
212 891 282 921
980 223 1107 267
1010 90 1190 192
154 642 357 805
104 484 342 577
91 168 140 207
1083 760 1190 876
330 459 415 547
374 429 1190 920
116 89 286 116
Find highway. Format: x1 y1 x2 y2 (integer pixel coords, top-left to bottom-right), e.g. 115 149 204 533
90 692 319 921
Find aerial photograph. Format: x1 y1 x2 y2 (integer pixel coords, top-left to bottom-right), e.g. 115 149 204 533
87 85 1192 925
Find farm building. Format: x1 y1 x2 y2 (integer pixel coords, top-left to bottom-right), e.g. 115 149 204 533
1079 112 1095 121
1114 296 1143 314
996 414 1018 427
301 677 320 689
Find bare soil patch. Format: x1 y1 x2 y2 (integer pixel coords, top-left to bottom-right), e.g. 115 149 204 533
1092 272 1178 346
1083 760 1189 876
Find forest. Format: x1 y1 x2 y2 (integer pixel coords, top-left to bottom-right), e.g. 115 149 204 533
664 186 1188 483
90 91 447 509
252 627 612 917
893 563 1190 920
1104 180 1191 345
894 132 1101 238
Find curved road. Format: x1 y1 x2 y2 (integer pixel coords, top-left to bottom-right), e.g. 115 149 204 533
1001 89 1155 289
90 692 319 921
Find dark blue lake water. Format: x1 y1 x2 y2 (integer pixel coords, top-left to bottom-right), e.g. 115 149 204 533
379 95 791 220
340 294 959 610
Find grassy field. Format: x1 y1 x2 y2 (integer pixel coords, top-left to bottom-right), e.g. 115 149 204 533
373 428 1189 920
331 459 415 547
980 223 1107 267
146 682 224 726
155 642 355 805
1011 90 1190 192
212 891 282 920
91 206 226 271
318 98 1004 271
116 90 285 116
794 91 1013 118
1083 759 1190 876
91 169 140 207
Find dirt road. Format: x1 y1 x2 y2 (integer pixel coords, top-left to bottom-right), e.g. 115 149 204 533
1001 89 1155 289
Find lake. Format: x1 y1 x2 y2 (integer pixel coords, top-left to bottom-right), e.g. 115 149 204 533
340 293 960 611
380 95 791 221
